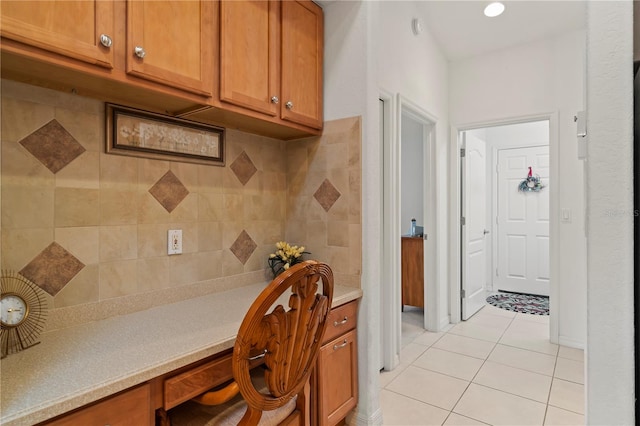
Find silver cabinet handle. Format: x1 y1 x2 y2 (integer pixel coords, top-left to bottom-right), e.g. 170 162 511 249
271 96 279 104
99 34 112 48
333 340 348 350
333 317 348 326
134 46 146 59
285 101 294 110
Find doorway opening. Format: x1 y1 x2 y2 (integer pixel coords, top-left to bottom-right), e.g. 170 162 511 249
379 93 439 372
458 119 552 322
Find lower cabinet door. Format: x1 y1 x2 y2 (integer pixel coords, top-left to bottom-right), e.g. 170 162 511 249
316 329 358 426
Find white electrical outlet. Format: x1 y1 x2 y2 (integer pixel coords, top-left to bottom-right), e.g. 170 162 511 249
168 230 183 255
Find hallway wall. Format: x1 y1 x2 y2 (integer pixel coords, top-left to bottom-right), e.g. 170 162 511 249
450 30 587 348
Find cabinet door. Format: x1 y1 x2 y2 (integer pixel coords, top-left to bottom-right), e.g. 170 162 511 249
0 0 114 69
317 329 358 426
219 0 279 116
281 0 323 129
126 0 213 96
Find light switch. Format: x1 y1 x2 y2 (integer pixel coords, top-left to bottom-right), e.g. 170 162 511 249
561 208 572 223
168 229 183 255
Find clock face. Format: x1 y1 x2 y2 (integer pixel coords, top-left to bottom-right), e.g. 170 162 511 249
1 294 28 327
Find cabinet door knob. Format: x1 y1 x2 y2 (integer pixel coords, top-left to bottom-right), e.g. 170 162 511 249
99 34 112 48
271 96 279 104
134 46 146 59
285 101 294 110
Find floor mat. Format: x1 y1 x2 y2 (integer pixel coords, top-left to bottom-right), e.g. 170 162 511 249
486 292 549 315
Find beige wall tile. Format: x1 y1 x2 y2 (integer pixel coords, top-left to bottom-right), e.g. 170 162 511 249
164 192 196 223
137 257 171 292
2 80 103 115
99 260 137 299
198 250 222 281
197 164 224 193
55 226 99 265
100 189 138 225
328 221 349 247
54 188 100 227
170 162 199 191
137 223 168 258
172 222 198 254
138 159 171 189
55 151 100 189
169 253 200 287
222 249 244 277
1 138 55 188
198 221 223 252
138 191 172 224
99 225 137 262
3 186 54 228
54 265 99 308
198 192 224 221
1 228 53 270
1 97 54 143
222 194 243 221
54 108 102 153
100 152 138 189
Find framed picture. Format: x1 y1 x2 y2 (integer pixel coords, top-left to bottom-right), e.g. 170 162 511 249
106 104 225 166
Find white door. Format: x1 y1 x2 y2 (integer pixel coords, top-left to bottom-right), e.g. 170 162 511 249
496 146 550 296
461 132 489 320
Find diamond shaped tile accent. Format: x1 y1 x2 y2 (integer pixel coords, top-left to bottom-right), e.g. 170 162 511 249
314 178 341 212
230 151 257 185
20 242 85 296
149 170 190 213
230 230 257 265
19 119 86 173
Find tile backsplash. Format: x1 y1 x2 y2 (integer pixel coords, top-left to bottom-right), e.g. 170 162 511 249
0 80 361 329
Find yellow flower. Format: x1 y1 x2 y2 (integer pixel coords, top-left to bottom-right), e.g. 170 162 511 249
284 263 290 270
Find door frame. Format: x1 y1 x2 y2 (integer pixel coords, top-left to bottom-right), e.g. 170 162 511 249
449 112 559 344
398 95 438 333
379 91 439 372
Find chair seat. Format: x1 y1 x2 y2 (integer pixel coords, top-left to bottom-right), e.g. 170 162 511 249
169 397 297 426
169 371 298 426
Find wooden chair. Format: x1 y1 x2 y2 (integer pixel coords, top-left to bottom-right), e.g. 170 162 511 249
170 260 334 426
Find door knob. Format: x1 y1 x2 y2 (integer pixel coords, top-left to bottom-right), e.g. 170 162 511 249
483 229 490 235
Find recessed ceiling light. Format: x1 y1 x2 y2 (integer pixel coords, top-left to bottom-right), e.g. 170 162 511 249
484 2 505 17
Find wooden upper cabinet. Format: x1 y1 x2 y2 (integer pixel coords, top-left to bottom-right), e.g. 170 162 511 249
126 0 213 97
0 0 115 68
219 0 279 116
281 0 323 130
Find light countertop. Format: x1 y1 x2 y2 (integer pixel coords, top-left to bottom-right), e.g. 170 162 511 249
0 283 362 426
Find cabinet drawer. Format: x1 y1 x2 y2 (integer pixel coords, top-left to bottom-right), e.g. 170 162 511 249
44 384 151 426
323 300 358 344
164 353 233 410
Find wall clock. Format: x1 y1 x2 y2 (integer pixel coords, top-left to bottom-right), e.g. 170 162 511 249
1 271 48 358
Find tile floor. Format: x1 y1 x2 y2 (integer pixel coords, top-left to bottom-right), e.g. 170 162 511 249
379 304 585 425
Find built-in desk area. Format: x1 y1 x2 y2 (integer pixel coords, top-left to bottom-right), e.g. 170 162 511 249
0 283 362 426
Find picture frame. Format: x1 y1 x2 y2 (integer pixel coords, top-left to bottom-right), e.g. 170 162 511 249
106 104 225 166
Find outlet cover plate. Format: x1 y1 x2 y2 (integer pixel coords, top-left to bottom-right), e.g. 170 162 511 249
168 229 183 255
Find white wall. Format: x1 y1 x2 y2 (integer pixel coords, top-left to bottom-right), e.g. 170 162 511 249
376 0 450 329
585 1 635 422
401 114 424 233
323 0 450 423
450 30 587 348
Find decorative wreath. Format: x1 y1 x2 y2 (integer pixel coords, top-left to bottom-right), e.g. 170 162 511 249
518 167 545 192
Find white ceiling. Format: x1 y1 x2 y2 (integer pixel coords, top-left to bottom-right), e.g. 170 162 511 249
416 1 587 61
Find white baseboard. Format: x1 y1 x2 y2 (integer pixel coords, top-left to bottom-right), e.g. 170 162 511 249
558 335 585 350
347 406 383 425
